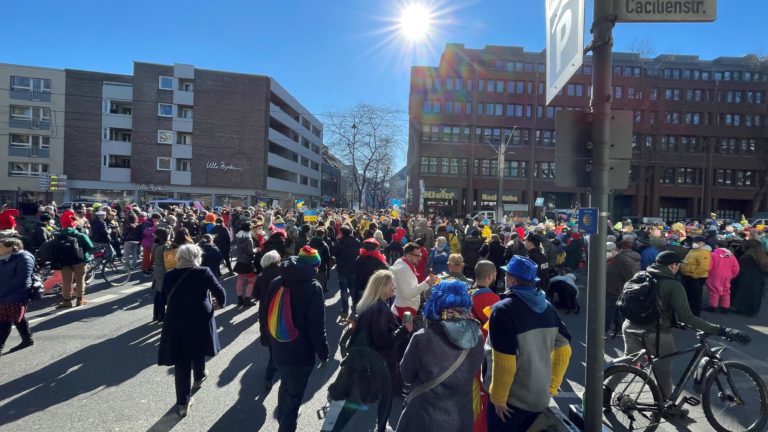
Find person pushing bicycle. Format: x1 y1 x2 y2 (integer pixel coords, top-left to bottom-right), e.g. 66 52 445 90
621 250 750 417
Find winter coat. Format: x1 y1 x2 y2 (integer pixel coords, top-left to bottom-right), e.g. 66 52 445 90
352 254 388 299
706 248 739 297
563 239 583 270
503 240 528 263
257 263 283 346
263 257 329 367
309 236 332 272
640 246 659 270
157 266 227 365
461 235 484 268
334 234 361 274
414 219 435 250
479 240 506 267
429 245 450 275
90 218 110 244
681 246 712 279
210 225 231 255
0 250 35 304
262 234 286 259
28 222 52 252
233 231 255 264
152 243 171 292
605 249 640 298
140 222 156 250
200 243 223 277
391 258 430 312
731 255 766 316
397 317 485 432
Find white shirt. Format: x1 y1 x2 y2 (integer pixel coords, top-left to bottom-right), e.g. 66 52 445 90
390 258 430 311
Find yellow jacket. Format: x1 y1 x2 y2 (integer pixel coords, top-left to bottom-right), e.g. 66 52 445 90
681 247 712 279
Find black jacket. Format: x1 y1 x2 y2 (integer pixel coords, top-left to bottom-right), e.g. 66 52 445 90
504 240 528 263
263 234 287 259
200 243 223 276
210 225 231 253
479 240 506 267
526 247 551 290
309 236 332 272
334 234 361 273
264 257 329 367
90 219 110 244
28 222 52 252
353 254 388 298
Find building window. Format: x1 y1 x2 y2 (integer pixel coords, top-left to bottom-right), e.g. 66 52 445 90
311 161 320 171
650 88 658 100
11 76 51 92
613 86 623 99
8 162 48 177
664 111 680 124
176 158 192 171
157 157 172 171
179 106 193 119
634 110 642 124
158 103 173 117
10 134 49 150
660 168 675 184
310 178 319 188
106 155 131 168
11 105 50 122
535 162 556 179
158 130 173 144
420 156 438 174
159 76 174 90
177 133 192 145
675 168 699 185
660 135 678 152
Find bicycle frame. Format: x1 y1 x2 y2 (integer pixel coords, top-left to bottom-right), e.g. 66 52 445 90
607 332 734 412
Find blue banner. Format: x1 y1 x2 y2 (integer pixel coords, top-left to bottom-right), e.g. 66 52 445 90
578 208 598 235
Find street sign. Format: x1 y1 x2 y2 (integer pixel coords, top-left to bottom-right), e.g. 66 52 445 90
614 0 716 22
578 207 598 234
546 0 585 105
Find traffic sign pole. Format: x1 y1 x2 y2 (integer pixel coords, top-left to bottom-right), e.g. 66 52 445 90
583 1 614 430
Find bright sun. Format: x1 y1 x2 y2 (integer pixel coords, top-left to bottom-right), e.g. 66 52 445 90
400 3 432 41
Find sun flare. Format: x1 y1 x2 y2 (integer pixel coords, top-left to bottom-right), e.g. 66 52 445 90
399 3 432 41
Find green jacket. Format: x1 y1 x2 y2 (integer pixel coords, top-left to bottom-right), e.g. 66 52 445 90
625 264 721 335
59 227 95 263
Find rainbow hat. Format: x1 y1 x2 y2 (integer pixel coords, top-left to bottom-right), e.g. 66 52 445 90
298 245 321 267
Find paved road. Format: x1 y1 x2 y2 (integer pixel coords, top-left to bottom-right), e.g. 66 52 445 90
1 268 766 431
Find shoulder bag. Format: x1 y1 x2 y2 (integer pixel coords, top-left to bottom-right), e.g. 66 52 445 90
165 268 192 306
404 347 469 405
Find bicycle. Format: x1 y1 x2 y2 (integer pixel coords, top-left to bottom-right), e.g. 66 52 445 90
602 327 768 432
85 245 132 287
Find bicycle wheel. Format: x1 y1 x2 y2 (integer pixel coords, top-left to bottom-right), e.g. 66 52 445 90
85 263 96 284
702 361 768 432
603 364 663 432
101 260 131 286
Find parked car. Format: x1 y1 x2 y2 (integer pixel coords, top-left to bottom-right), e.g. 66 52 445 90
57 201 109 212
145 199 197 212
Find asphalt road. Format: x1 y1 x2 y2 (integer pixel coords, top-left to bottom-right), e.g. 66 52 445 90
1 268 766 432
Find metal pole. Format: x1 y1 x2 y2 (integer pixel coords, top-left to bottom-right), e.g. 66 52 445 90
584 1 614 430
497 143 504 223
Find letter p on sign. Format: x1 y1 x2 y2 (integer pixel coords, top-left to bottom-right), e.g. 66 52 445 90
546 0 584 105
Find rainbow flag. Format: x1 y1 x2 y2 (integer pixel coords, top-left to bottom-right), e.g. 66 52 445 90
267 286 299 342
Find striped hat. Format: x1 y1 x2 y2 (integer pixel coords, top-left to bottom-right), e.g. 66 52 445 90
298 245 321 267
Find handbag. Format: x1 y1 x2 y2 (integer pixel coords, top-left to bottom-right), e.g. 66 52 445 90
404 348 469 405
165 269 192 305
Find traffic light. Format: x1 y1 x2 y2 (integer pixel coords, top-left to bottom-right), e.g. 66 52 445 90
555 110 633 190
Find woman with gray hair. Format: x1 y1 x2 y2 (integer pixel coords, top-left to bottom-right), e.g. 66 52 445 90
157 244 227 417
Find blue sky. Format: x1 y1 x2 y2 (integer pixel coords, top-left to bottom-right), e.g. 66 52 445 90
3 0 766 167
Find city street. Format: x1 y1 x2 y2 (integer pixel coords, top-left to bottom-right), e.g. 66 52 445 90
1 269 766 432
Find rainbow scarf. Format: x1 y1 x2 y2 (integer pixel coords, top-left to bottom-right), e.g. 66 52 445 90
267 286 299 342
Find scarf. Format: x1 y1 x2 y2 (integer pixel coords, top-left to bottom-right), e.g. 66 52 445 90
359 247 387 265
440 307 474 322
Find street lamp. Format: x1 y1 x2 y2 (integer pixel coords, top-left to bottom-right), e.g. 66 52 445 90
485 127 516 224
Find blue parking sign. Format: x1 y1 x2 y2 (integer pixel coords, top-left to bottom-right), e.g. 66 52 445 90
578 207 598 235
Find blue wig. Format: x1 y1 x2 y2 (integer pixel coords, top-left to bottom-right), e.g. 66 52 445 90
423 280 471 322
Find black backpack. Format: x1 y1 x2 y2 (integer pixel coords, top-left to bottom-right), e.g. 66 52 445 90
616 271 660 325
53 233 85 266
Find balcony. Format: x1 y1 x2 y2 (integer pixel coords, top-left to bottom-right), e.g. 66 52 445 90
8 146 50 158
102 114 132 129
172 118 193 132
103 83 133 100
171 170 192 185
171 144 192 159
266 176 319 196
101 140 132 156
10 89 51 102
9 118 50 130
173 90 194 106
267 153 316 178
101 167 131 182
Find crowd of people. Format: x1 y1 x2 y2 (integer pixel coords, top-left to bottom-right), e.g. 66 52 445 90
0 201 764 430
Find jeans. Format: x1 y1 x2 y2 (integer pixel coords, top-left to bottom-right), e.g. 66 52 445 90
682 276 705 317
337 272 351 313
264 348 277 383
111 238 123 258
486 400 540 432
124 241 140 270
275 365 313 432
623 323 677 398
174 353 206 405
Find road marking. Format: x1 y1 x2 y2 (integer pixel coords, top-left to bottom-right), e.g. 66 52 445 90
88 294 118 303
120 286 147 294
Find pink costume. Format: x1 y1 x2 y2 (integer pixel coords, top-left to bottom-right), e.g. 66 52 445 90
706 248 740 309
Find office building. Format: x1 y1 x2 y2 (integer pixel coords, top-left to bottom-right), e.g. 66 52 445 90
407 44 768 221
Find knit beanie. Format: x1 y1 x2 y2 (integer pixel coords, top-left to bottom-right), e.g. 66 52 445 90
298 245 321 267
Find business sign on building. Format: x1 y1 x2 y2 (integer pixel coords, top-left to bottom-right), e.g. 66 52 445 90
40 174 67 192
614 0 716 22
545 0 585 105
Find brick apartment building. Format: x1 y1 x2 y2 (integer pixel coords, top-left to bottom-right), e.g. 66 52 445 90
407 44 768 221
2 61 324 208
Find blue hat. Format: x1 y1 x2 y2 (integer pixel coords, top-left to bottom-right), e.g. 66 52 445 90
501 255 539 282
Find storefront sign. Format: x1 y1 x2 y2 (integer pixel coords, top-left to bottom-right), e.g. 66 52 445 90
423 188 456 200
137 184 167 192
480 191 520 203
206 161 243 172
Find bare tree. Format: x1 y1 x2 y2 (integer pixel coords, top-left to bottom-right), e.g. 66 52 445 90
626 37 656 59
366 150 394 208
325 103 403 209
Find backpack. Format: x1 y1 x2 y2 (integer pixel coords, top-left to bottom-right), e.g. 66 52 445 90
267 285 299 342
37 238 55 262
616 271 660 325
53 233 85 266
163 246 178 271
